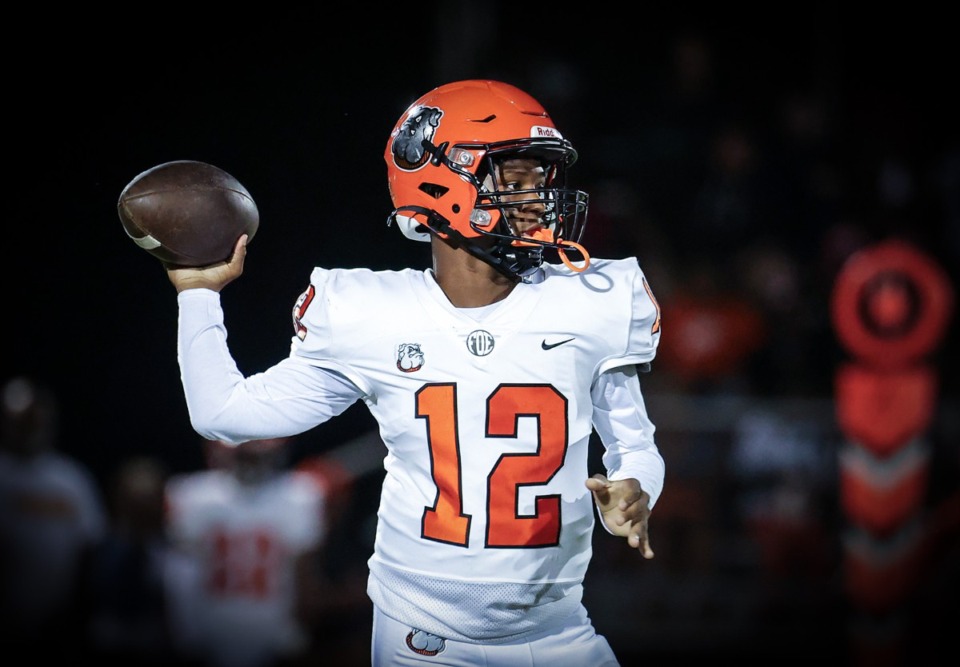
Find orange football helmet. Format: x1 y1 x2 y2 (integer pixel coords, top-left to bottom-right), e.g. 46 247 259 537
384 80 589 279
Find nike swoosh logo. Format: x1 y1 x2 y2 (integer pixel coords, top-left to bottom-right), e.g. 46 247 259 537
541 338 574 350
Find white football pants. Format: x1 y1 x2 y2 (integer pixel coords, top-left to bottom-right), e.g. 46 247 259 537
370 603 619 666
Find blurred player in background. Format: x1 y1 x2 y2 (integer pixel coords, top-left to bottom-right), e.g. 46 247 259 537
0 376 107 658
86 455 182 665
162 79 665 666
163 436 334 667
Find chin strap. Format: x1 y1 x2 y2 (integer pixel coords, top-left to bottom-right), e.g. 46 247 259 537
390 206 527 280
557 239 590 272
511 225 590 274
466 241 531 281
388 205 589 279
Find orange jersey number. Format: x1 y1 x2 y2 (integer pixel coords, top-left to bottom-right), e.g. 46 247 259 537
416 383 567 548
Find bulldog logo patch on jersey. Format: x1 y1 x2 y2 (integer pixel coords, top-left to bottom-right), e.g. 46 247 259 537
292 284 316 341
397 343 424 373
405 628 446 656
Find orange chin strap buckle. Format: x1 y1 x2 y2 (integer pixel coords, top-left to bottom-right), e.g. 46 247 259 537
557 239 590 272
512 229 591 272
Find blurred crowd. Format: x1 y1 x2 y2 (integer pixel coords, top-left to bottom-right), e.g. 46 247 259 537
0 375 372 666
563 28 957 399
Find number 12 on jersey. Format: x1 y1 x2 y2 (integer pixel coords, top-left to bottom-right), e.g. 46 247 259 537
416 382 569 549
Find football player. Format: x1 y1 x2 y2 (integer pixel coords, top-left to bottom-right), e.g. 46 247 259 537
165 80 664 666
164 437 330 667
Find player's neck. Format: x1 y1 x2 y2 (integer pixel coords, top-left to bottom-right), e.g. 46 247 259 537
432 246 518 308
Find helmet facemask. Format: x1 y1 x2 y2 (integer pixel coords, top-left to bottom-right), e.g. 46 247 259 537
469 143 588 278
403 138 589 280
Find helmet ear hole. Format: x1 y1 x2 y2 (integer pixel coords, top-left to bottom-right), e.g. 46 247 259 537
420 183 448 199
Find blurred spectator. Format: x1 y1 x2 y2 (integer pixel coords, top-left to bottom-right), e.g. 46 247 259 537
163 437 342 667
588 29 723 264
86 455 188 665
766 88 842 261
291 452 373 664
655 259 768 394
729 405 841 638
684 122 773 266
734 240 828 395
0 376 107 656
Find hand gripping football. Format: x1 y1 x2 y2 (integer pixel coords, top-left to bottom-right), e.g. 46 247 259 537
118 160 259 266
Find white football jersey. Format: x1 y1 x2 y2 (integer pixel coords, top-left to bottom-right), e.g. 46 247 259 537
164 469 326 667
288 257 661 641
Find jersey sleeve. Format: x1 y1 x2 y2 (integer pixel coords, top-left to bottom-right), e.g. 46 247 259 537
289 267 375 396
596 259 662 375
591 364 665 509
177 287 364 445
589 259 665 512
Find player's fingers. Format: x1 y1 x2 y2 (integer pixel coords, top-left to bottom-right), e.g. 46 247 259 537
631 521 654 559
617 479 644 511
585 474 610 492
231 235 248 263
640 538 655 560
585 474 611 504
223 235 248 279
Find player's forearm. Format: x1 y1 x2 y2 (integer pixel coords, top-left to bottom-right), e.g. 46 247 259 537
177 289 252 442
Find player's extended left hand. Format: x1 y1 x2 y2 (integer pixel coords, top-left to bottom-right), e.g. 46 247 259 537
585 474 655 559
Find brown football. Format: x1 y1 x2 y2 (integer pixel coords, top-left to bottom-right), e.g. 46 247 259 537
118 160 259 267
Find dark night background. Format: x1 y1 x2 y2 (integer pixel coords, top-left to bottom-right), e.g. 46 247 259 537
4 4 958 665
